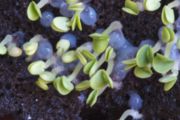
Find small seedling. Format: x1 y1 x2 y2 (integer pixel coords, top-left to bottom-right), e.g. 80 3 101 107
122 0 161 15
122 0 140 15
53 62 83 95
23 35 42 56
90 21 122 54
28 56 57 75
161 6 175 25
27 0 57 21
144 0 161 11
161 26 175 43
51 17 71 32
68 1 85 31
119 109 143 120
0 34 22 57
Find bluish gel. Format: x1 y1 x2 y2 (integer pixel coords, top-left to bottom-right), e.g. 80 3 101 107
12 31 25 46
61 33 77 48
139 39 155 47
78 93 86 103
175 17 180 31
59 2 74 17
50 0 64 8
169 44 180 61
128 91 143 110
116 41 137 61
40 11 54 27
109 31 128 51
112 34 137 82
158 27 163 40
80 6 97 26
96 28 104 33
36 40 53 60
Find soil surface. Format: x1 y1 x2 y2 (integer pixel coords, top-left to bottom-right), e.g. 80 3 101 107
0 0 179 120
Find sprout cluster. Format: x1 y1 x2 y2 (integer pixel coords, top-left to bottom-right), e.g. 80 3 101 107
27 0 97 31
123 0 180 91
2 0 179 111
26 21 122 107
122 0 161 15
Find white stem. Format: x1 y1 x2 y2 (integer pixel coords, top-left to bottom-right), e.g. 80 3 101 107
164 42 174 57
153 41 162 53
106 52 116 75
45 56 56 68
172 60 179 75
136 2 144 11
103 21 123 35
7 43 16 50
106 60 114 75
168 0 180 8
30 35 43 43
37 0 50 9
52 66 63 75
1 35 13 45
119 109 143 120
68 62 83 81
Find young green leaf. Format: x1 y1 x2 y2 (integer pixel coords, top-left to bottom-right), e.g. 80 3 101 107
122 58 137 71
53 76 74 95
134 66 153 79
75 80 90 91
56 39 70 52
27 1 42 21
159 74 177 83
144 0 161 11
68 2 84 12
90 70 113 90
86 90 99 107
136 45 153 67
89 33 109 54
164 79 177 91
161 27 175 43
81 49 96 60
153 53 174 74
8 46 22 57
28 61 46 75
105 46 114 62
71 12 82 31
76 51 87 65
62 50 77 63
83 60 98 76
122 0 140 15
40 71 56 82
51 17 70 32
23 41 38 56
0 44 7 55
35 78 49 91
161 6 175 25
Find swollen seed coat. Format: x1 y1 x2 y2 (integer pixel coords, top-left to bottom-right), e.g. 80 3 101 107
61 33 77 48
59 2 74 17
50 0 64 8
175 17 180 31
80 6 97 26
36 40 53 60
109 31 127 51
40 11 54 27
128 91 143 110
12 31 25 46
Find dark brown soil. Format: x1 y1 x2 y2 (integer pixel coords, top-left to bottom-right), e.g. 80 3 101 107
0 0 179 120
